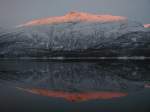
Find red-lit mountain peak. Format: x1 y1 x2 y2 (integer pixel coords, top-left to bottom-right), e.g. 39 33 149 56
18 12 127 27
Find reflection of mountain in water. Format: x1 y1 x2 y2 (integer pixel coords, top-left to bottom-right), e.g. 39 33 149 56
0 60 150 92
16 87 128 102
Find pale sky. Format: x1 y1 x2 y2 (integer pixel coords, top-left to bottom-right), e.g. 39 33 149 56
0 0 150 28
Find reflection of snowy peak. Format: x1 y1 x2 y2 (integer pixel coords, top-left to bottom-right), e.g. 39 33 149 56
0 12 149 58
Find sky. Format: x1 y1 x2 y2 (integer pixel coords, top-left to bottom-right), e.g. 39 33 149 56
0 0 150 28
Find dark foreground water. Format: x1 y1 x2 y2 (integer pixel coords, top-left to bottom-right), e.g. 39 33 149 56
0 60 150 112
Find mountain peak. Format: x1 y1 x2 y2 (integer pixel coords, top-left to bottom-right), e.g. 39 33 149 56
66 11 82 16
18 12 127 27
65 11 92 18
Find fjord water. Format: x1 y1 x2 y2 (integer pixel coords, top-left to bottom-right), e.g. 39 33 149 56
0 60 150 112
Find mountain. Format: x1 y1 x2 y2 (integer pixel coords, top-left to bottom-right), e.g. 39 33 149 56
0 12 149 58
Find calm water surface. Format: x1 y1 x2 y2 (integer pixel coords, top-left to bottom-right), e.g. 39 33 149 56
0 60 150 112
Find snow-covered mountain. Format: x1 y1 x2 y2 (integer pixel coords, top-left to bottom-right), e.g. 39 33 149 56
0 12 149 58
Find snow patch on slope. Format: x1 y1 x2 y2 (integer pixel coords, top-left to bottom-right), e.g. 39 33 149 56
144 24 150 28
